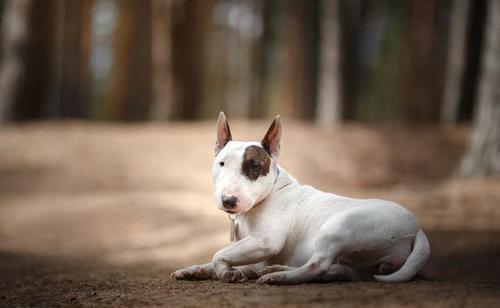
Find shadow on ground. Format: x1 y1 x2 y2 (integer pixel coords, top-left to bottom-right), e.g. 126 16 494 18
1 230 499 307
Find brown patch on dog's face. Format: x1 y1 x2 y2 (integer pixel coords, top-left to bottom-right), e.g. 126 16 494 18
241 145 271 181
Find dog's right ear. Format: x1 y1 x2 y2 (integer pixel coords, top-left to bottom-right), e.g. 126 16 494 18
215 111 232 155
261 115 282 158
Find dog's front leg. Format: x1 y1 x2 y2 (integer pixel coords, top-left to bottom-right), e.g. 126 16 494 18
171 263 259 281
171 263 216 280
212 236 283 283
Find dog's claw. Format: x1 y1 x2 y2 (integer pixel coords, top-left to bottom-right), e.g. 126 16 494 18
171 271 181 280
219 269 247 283
171 269 188 280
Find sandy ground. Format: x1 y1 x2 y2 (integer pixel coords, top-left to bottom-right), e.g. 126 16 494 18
0 121 499 307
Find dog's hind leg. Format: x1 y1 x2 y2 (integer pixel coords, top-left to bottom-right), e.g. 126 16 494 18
257 253 334 284
237 265 262 279
320 264 367 282
257 265 298 276
257 225 347 284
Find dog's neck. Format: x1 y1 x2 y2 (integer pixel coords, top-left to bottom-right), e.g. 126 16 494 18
236 166 298 222
271 166 299 194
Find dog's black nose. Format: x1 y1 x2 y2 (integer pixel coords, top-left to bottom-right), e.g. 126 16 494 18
222 195 238 209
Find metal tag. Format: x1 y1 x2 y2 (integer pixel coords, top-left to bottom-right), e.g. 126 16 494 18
228 214 237 242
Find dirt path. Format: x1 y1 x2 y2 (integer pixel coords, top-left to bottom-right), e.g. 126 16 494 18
1 122 499 307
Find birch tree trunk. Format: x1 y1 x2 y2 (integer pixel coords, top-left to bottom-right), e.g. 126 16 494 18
458 0 500 177
0 0 32 122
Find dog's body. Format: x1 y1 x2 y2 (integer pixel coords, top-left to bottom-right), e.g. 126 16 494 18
172 113 430 284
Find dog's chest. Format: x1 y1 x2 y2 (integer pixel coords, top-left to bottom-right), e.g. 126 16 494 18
233 219 245 242
232 214 263 242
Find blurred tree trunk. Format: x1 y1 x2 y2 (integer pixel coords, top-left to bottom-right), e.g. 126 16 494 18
457 0 487 122
338 0 361 120
254 0 286 118
316 0 342 125
442 0 487 124
111 0 133 120
227 0 260 119
0 0 32 122
284 0 320 119
171 0 214 119
1 0 93 121
202 0 261 119
47 0 93 119
111 0 152 121
458 0 500 177
355 0 390 122
401 0 450 123
250 0 267 118
441 0 469 124
369 1 405 122
150 0 175 121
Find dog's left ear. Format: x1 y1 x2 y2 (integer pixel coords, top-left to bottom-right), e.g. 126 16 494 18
262 115 282 158
215 111 232 155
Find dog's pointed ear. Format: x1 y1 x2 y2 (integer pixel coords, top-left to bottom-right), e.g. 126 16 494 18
261 115 282 158
215 111 232 155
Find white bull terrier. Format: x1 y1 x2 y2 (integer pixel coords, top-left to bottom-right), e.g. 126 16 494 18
171 112 430 284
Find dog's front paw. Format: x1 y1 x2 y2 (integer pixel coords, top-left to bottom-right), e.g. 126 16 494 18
219 269 247 283
257 273 285 285
171 265 212 281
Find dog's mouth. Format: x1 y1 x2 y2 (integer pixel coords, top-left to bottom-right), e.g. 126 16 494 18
224 209 238 214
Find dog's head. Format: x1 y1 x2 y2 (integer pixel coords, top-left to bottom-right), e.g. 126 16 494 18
212 112 282 214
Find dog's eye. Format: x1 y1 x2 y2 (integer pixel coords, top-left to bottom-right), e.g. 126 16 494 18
219 161 225 167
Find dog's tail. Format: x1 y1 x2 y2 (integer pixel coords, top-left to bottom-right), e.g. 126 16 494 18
374 229 430 283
